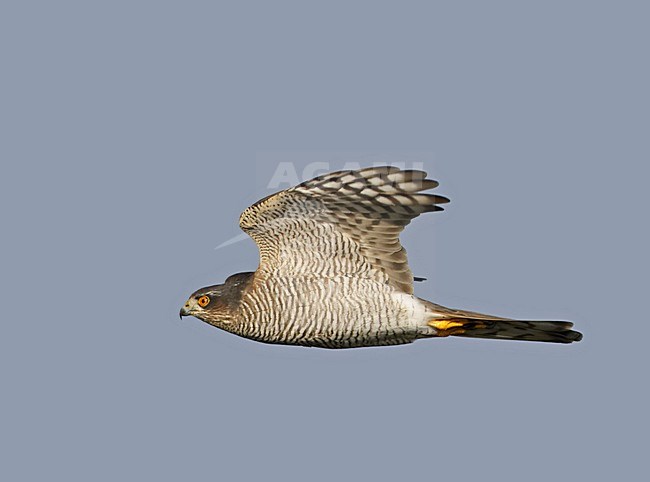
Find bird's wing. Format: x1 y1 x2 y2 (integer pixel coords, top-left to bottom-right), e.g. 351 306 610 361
239 166 449 294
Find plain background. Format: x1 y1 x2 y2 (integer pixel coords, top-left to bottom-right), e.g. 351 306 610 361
1 1 648 481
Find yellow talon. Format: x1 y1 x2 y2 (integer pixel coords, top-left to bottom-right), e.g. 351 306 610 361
429 320 465 331
427 319 468 336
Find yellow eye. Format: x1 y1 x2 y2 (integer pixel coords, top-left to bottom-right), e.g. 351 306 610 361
197 295 210 307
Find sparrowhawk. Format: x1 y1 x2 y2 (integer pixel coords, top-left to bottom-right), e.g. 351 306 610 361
180 167 582 348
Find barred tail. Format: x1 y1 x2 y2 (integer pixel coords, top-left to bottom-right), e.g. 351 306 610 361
423 302 582 344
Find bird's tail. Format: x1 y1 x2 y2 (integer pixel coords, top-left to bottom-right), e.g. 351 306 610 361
422 302 582 344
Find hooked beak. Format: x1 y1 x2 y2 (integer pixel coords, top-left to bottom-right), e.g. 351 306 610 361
179 302 191 319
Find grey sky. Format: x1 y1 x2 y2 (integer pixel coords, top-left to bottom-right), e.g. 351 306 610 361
1 1 648 481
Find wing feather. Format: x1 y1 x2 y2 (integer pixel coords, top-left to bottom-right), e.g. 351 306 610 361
239 167 449 294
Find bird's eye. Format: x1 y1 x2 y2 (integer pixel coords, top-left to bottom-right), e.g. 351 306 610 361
197 295 210 307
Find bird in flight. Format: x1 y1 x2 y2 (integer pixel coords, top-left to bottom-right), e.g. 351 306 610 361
180 166 582 348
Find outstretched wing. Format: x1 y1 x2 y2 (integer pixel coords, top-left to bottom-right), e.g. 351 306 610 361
239 166 449 294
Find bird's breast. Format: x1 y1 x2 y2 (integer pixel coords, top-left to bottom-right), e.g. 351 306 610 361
234 275 422 347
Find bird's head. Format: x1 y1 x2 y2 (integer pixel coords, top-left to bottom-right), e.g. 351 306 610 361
179 285 225 323
179 272 254 327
